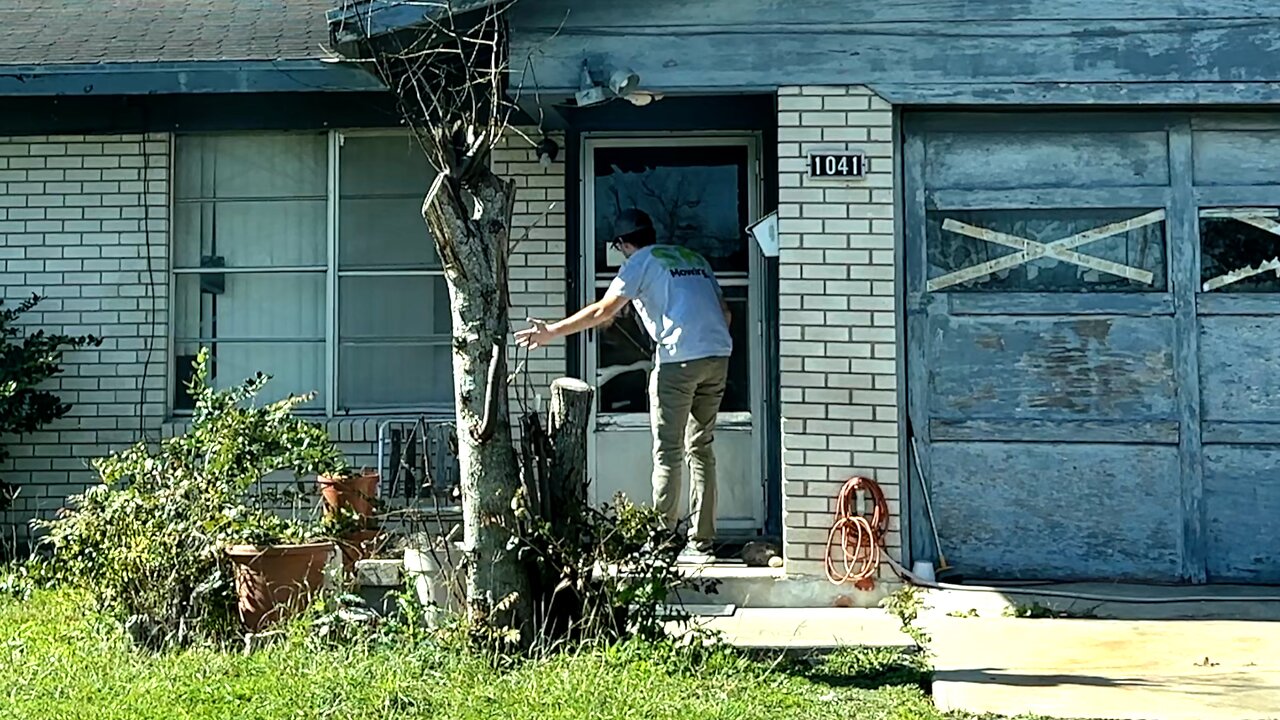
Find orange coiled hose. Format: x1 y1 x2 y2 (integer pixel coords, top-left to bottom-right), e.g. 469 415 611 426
824 476 889 590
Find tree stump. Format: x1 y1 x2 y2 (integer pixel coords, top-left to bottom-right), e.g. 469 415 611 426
547 378 593 537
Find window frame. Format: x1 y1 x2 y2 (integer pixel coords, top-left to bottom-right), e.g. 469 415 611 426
169 129 454 418
1197 207 1280 294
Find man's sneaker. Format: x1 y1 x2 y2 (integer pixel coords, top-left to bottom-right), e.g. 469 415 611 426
676 541 715 565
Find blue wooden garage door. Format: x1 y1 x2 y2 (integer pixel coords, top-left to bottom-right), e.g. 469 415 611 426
906 113 1280 583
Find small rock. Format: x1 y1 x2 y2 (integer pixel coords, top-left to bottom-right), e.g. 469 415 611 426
741 540 782 568
832 594 854 608
242 630 285 656
338 607 378 625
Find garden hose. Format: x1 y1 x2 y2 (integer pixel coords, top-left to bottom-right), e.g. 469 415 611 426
824 476 889 590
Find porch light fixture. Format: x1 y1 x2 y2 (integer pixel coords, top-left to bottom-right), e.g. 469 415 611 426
608 68 640 96
537 137 560 167
571 61 663 108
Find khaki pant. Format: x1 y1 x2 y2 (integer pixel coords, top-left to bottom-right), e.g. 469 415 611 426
649 356 729 546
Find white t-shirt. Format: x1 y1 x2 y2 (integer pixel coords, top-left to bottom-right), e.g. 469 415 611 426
606 245 733 364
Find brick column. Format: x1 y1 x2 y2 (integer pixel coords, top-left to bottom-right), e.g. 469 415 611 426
776 86 902 577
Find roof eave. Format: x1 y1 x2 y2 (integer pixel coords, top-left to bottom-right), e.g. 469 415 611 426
0 59 387 96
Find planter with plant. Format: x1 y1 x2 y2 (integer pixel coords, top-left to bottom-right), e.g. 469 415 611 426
222 504 338 634
316 467 386 575
41 349 349 645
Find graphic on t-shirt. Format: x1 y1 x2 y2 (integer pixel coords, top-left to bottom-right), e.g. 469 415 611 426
607 244 732 365
650 246 710 278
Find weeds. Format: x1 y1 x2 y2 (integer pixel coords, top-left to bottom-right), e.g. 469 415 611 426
1004 602 1100 619
880 584 932 651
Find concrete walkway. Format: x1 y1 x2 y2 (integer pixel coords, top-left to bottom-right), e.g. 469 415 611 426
675 595 1280 719
927 616 1280 720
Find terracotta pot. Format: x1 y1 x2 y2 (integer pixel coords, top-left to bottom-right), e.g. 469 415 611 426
337 529 386 577
226 542 335 632
317 470 379 523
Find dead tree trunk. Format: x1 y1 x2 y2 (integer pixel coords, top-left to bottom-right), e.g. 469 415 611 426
422 167 531 641
547 378 593 537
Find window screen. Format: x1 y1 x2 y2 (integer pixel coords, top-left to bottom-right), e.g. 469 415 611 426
173 133 455 414
591 144 752 414
173 134 328 408
337 135 452 412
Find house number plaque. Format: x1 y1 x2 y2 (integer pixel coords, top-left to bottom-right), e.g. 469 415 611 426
808 152 866 179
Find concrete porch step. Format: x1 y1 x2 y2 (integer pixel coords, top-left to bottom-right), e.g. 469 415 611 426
672 561 895 609
671 606 914 650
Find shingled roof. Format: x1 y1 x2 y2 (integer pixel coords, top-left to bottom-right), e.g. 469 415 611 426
0 0 336 65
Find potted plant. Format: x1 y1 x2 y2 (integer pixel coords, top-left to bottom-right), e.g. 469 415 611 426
317 467 380 522
42 349 351 644
223 508 337 633
317 467 386 575
320 503 390 578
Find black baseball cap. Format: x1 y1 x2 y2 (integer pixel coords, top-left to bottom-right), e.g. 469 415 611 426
614 208 653 240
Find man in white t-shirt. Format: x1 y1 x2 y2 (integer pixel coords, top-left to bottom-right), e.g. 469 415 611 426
515 209 732 562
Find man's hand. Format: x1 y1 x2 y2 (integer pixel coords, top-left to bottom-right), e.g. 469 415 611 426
514 295 629 350
515 318 556 350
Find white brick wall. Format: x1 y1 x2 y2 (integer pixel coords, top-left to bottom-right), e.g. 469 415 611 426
0 134 170 533
2 115 911 583
777 87 902 578
1 129 570 540
496 130 569 413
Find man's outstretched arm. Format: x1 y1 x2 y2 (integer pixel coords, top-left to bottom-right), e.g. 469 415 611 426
515 292 630 350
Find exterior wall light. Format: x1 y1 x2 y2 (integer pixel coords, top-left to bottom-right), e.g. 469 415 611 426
537 137 560 167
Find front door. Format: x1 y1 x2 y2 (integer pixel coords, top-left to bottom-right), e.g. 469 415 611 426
582 136 766 537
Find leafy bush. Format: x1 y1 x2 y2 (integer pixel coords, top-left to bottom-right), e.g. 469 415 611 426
37 349 347 646
0 294 101 512
515 494 720 651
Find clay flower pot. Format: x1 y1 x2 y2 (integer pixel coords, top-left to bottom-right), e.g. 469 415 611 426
226 542 335 632
317 469 380 525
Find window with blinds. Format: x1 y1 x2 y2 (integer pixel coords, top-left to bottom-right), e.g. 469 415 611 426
172 133 453 414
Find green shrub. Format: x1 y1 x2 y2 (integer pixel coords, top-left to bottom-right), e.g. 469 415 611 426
37 349 347 646
0 294 101 513
514 493 721 652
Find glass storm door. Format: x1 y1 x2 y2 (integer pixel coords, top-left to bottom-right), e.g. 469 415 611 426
582 136 766 536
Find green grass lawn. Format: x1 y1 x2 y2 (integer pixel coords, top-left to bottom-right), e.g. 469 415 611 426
0 589 1038 720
